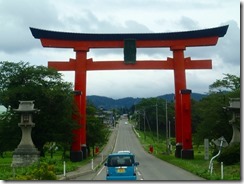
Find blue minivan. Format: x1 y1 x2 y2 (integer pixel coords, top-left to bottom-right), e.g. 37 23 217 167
104 151 139 180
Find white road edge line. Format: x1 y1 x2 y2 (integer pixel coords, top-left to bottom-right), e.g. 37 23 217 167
137 171 141 176
97 165 105 176
113 122 120 152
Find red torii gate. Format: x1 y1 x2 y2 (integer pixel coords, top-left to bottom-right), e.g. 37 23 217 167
30 25 228 161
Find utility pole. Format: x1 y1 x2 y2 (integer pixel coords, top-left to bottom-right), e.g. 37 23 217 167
138 112 141 131
144 109 146 141
169 120 171 153
165 100 169 154
156 102 159 142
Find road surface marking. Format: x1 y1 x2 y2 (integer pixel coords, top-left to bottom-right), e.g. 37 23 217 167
97 165 105 176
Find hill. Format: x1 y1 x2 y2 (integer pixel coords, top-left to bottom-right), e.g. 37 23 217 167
87 93 207 110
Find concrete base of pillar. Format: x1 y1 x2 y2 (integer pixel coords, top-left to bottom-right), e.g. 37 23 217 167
181 149 194 159
70 151 83 162
81 145 88 159
175 143 182 158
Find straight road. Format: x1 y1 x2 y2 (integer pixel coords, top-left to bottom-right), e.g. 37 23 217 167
75 118 204 181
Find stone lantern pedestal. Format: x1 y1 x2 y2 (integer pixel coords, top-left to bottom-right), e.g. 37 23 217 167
11 101 40 168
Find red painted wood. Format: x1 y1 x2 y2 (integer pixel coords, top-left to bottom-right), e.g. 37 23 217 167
48 58 211 71
40 37 219 48
181 90 193 150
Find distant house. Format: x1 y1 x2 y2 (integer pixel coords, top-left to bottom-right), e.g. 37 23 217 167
0 105 7 114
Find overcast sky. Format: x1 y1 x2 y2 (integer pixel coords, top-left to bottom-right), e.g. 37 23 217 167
0 0 240 99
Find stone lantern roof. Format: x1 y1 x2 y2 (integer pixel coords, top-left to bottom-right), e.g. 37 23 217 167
228 98 240 109
223 98 240 113
13 101 39 113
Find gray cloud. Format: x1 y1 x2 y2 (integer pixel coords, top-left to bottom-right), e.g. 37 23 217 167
0 0 240 99
175 16 200 30
0 0 62 53
185 20 240 67
215 21 240 66
59 9 152 33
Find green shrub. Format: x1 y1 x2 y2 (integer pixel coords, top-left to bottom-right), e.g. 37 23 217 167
217 142 240 165
15 174 34 180
32 162 57 180
44 157 58 165
15 161 57 180
169 138 176 146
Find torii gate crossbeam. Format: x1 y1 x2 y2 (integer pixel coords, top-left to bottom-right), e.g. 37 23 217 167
30 25 228 161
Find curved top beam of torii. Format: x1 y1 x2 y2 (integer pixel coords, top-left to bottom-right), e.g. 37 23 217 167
30 25 228 41
30 25 228 49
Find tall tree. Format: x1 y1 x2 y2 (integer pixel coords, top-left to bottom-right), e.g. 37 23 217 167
0 61 78 156
0 111 21 156
193 93 232 145
194 73 240 145
209 73 240 94
86 102 110 156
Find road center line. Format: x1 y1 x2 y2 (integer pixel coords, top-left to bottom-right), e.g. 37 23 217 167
113 122 120 152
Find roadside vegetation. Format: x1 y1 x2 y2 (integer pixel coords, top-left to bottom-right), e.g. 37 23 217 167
132 129 240 180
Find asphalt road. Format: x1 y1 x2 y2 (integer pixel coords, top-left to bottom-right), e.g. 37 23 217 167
75 118 204 181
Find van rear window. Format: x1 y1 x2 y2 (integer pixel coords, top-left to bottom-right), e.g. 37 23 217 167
107 155 135 167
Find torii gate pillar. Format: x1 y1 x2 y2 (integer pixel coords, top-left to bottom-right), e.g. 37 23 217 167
70 49 88 161
171 47 194 159
171 47 186 158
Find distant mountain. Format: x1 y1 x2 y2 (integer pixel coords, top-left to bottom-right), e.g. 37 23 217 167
87 93 207 110
157 93 207 101
87 95 141 110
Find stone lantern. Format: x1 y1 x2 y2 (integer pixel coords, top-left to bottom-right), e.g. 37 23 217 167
223 98 240 146
11 101 40 168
